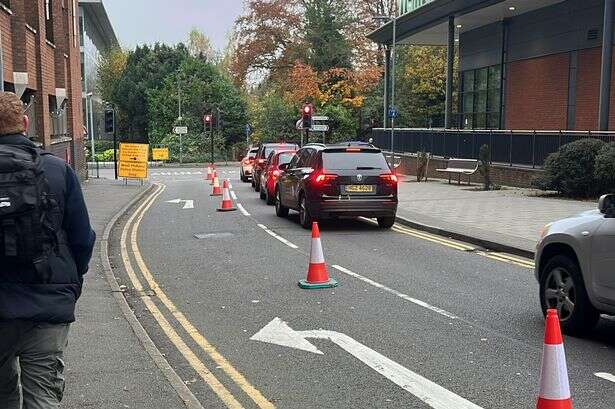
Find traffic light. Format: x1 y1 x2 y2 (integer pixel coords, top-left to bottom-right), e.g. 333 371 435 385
104 109 115 133
301 103 313 129
204 114 212 130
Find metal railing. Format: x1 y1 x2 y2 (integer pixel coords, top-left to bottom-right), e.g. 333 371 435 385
371 128 615 168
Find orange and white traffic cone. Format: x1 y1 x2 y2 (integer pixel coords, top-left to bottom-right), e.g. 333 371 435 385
210 169 218 185
206 165 213 180
537 309 573 409
210 176 222 196
217 179 237 212
298 222 338 289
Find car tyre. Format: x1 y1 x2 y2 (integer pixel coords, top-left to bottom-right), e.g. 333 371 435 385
260 185 266 200
539 255 599 336
275 189 289 218
265 187 275 205
240 169 247 182
377 216 395 229
299 194 313 229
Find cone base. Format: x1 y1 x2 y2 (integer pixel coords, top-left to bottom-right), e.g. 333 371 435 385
217 207 237 212
536 398 572 409
210 193 222 197
298 278 338 289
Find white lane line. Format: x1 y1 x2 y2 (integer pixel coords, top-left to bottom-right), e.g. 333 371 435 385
237 203 250 216
230 191 238 200
257 224 299 249
595 372 615 383
229 183 233 189
331 265 458 320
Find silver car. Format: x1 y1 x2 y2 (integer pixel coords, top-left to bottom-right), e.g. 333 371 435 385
535 194 615 335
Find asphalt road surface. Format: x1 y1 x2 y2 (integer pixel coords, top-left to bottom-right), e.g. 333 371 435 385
109 167 615 408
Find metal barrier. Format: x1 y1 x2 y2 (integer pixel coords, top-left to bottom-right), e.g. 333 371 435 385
371 128 615 167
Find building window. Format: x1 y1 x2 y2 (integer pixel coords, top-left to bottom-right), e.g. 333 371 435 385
45 0 54 43
461 65 501 129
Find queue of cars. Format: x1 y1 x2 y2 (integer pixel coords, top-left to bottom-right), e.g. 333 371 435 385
240 142 399 229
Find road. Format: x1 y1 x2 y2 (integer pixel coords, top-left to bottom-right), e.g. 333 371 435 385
109 167 615 408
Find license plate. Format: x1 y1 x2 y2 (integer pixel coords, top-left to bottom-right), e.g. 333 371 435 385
344 185 375 193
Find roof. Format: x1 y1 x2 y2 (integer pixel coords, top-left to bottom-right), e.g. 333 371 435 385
368 0 566 46
79 0 119 50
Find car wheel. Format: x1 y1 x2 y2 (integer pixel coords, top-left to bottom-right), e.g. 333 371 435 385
240 170 247 182
299 195 313 229
275 189 289 218
251 178 256 188
265 188 275 205
377 216 395 229
539 255 599 336
260 185 266 200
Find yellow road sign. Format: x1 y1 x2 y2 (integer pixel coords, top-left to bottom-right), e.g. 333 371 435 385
119 143 149 179
152 147 169 161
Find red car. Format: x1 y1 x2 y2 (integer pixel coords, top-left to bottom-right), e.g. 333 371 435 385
260 150 297 204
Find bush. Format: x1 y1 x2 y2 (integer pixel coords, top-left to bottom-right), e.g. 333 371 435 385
535 138 605 198
595 142 615 193
94 149 116 162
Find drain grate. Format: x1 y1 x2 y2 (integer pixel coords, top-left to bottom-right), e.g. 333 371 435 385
193 232 235 240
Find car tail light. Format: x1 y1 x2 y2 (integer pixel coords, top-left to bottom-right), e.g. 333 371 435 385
314 173 338 184
346 148 362 152
380 173 398 184
258 159 265 164
272 170 281 179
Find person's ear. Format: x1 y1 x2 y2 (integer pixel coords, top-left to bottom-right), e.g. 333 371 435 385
22 115 29 134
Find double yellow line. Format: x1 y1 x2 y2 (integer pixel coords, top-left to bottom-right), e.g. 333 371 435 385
120 184 274 409
391 223 535 269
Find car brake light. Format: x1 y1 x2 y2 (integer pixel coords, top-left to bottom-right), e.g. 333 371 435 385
314 173 337 184
380 174 398 184
272 170 280 179
346 148 362 152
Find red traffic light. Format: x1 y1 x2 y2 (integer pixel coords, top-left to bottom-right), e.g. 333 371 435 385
303 105 311 114
204 115 212 123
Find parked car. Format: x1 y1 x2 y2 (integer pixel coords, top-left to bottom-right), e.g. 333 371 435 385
260 150 297 204
535 193 615 335
274 144 398 229
240 147 259 182
252 143 299 192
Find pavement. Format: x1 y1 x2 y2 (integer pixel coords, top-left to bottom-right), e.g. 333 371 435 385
62 178 188 408
107 167 615 408
395 177 596 255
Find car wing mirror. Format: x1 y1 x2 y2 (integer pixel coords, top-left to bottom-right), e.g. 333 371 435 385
279 163 289 171
599 194 615 217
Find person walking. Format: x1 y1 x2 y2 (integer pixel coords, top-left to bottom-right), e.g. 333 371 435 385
0 91 96 408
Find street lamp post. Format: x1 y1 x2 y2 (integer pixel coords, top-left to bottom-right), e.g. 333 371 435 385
177 75 183 164
86 92 95 161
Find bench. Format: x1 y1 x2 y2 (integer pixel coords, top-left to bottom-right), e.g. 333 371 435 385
436 158 479 185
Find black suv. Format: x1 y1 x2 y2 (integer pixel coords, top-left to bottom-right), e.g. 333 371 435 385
274 143 398 229
252 143 299 192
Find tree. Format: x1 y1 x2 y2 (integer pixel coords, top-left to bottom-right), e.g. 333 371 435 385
303 0 351 72
147 57 248 154
188 28 214 60
250 90 298 143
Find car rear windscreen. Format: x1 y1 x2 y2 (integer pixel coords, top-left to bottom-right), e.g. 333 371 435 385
278 153 295 165
322 151 389 170
265 145 297 157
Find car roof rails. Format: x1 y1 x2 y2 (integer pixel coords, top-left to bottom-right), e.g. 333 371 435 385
303 143 327 148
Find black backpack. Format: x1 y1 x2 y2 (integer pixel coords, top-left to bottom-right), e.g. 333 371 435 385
0 144 60 281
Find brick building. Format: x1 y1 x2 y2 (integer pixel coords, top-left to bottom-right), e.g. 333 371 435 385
370 0 615 132
0 0 115 177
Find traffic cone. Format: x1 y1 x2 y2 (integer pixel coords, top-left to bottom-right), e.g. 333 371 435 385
206 165 213 180
298 222 338 289
210 169 217 185
210 176 222 196
536 309 573 409
217 179 237 212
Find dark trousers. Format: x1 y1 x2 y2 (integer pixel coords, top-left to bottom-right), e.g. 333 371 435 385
0 321 70 409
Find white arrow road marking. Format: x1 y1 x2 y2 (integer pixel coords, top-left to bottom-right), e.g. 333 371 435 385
251 318 483 409
166 199 194 209
595 372 615 383
230 191 238 200
332 265 457 320
257 224 298 249
237 203 250 216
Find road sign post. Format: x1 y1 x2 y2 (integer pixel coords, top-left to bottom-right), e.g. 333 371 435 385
173 126 188 164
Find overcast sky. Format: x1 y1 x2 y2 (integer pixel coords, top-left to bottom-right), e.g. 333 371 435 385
104 0 245 50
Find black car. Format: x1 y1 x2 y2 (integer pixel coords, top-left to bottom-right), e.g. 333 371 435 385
274 144 398 229
252 143 299 192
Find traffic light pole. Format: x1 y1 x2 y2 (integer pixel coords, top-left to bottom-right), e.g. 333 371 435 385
210 122 214 165
113 113 118 180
